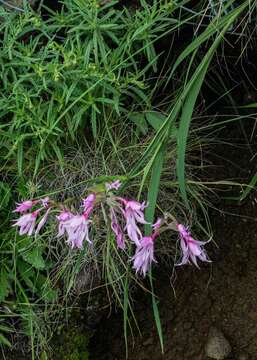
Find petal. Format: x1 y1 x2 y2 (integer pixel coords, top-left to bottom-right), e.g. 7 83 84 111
57 223 65 237
35 208 51 235
27 221 36 236
189 253 200 268
134 211 148 224
188 242 202 256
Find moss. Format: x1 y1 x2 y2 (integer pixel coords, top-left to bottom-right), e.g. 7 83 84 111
54 326 90 360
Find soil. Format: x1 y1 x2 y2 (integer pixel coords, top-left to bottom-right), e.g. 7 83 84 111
90 122 257 360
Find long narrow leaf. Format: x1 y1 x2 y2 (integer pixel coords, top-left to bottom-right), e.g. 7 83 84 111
177 3 248 205
149 269 164 353
144 144 166 235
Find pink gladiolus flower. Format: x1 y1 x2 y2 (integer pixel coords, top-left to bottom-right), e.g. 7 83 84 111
132 220 160 277
57 210 73 237
41 197 50 208
122 199 148 246
110 207 125 250
82 193 96 218
13 200 35 213
106 180 122 191
176 224 210 267
62 215 91 249
13 210 40 236
35 208 51 235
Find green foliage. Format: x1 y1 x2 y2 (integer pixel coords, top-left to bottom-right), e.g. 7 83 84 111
0 182 11 209
21 245 46 270
1 228 56 297
0 322 12 348
0 187 57 353
0 0 175 174
0 269 11 303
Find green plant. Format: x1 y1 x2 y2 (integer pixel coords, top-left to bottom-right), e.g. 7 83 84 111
0 176 58 358
0 0 181 174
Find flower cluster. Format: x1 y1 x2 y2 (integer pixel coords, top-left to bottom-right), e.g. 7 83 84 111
13 197 51 236
13 180 210 277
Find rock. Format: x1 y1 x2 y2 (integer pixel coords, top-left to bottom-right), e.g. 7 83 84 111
205 327 232 359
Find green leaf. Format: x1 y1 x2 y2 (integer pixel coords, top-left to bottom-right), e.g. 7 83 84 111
166 0 247 84
21 247 45 270
17 179 28 198
91 106 97 138
145 111 166 131
40 351 48 360
0 182 11 209
123 274 129 359
17 140 23 176
177 59 209 207
17 259 37 292
51 143 64 169
0 269 10 302
16 236 32 251
149 269 164 353
144 144 165 235
0 324 13 334
129 113 148 135
240 102 257 108
35 274 58 302
240 171 257 201
0 333 11 347
176 3 248 205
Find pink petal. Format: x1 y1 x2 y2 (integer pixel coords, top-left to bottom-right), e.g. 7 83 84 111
106 180 122 191
35 208 51 235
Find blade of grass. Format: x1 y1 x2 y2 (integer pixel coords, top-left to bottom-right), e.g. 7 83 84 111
239 171 257 201
148 268 164 353
144 144 166 234
123 274 129 359
165 0 247 85
177 2 249 205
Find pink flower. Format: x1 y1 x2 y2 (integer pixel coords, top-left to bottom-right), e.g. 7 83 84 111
13 210 40 236
132 220 161 277
41 197 50 208
35 208 51 235
119 199 148 246
176 224 210 267
82 193 96 218
13 200 35 213
106 180 122 191
110 207 125 250
61 215 92 249
57 210 73 237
